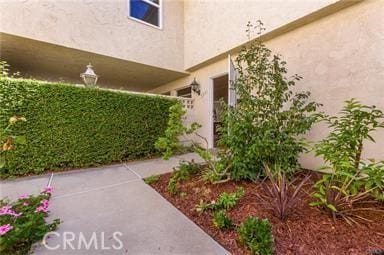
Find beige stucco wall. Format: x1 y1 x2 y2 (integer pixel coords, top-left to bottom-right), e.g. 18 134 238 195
0 0 184 72
150 0 384 170
183 0 342 69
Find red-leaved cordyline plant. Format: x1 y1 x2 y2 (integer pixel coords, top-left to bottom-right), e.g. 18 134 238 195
256 164 311 220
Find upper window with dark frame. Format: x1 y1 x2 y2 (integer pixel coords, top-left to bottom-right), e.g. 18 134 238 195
176 86 192 98
129 0 162 28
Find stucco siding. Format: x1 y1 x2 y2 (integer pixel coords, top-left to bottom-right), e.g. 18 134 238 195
150 0 384 170
183 0 343 69
0 0 185 72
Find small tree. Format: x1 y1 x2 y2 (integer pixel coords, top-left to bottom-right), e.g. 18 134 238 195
154 102 200 159
155 102 231 184
311 99 384 223
219 21 321 180
315 99 384 172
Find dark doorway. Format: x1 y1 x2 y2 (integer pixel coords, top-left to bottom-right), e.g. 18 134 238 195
213 74 228 147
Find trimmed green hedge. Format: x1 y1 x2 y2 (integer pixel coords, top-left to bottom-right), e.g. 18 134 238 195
0 78 176 177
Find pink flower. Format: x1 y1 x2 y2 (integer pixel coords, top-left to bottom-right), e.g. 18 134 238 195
0 224 13 235
0 205 12 214
35 206 48 213
41 199 49 207
0 205 21 217
35 199 50 213
41 186 53 194
18 194 29 199
23 202 29 206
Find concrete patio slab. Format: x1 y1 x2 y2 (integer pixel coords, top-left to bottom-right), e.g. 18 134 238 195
0 174 51 200
35 179 228 255
51 164 139 196
126 152 203 178
1 154 229 255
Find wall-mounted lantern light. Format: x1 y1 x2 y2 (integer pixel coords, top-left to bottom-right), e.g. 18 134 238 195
80 63 98 87
190 78 200 95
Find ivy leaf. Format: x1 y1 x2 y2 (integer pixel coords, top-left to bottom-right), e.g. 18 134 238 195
14 135 26 145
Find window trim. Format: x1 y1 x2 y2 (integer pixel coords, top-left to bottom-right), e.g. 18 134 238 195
176 86 192 98
127 0 163 29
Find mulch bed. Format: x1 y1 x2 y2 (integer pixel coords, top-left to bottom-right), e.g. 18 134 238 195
150 172 384 255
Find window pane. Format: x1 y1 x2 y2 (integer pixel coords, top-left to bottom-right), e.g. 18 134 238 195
130 0 159 27
177 87 192 98
148 0 159 4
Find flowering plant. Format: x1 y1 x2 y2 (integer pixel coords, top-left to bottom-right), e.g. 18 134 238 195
0 186 60 254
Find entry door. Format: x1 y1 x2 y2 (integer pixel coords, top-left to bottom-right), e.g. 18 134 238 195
228 54 237 107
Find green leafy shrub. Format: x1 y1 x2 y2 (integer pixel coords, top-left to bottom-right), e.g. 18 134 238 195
312 99 384 223
0 77 176 177
155 101 232 184
0 187 60 255
237 216 274 255
219 21 321 180
194 187 245 214
360 161 384 201
167 160 200 195
212 210 233 229
196 145 232 184
144 175 160 185
155 102 200 160
214 187 245 210
195 199 215 214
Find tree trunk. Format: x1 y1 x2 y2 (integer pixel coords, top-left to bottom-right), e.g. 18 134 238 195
354 141 363 171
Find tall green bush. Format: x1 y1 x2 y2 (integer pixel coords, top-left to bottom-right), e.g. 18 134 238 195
311 99 384 222
0 77 176 177
219 21 321 180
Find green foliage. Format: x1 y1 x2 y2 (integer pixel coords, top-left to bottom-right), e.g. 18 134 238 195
312 99 384 222
144 175 160 185
219 21 321 180
0 60 20 79
0 77 176 177
196 146 231 184
155 102 200 160
155 100 231 184
167 160 200 195
0 116 27 169
361 161 384 201
214 187 245 210
195 187 244 231
315 99 384 171
0 61 10 78
237 216 274 255
0 189 60 255
195 199 215 214
212 210 233 229
194 187 245 214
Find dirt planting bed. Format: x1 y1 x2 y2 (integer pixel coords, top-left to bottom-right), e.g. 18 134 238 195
150 173 384 255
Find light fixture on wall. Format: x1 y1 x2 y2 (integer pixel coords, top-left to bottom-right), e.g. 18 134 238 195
190 78 200 95
80 63 98 87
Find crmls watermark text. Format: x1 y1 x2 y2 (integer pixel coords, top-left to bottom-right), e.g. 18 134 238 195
42 231 123 250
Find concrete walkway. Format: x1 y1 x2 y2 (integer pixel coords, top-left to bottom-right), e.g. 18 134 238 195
0 153 229 255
